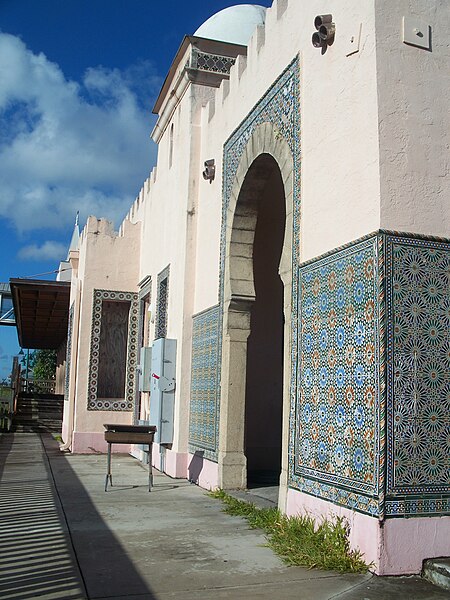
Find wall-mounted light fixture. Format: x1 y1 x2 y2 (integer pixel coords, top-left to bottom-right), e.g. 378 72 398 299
312 14 335 49
202 159 215 184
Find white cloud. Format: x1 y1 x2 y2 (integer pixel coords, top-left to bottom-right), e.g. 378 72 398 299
0 33 160 232
17 240 67 261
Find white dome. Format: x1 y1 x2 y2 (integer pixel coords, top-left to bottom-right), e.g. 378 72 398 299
194 4 267 46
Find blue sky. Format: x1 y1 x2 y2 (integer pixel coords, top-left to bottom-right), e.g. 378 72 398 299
0 0 273 379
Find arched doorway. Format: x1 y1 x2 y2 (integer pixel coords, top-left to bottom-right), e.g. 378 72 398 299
219 127 294 499
244 156 285 487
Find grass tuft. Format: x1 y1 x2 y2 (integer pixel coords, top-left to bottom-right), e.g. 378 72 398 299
208 489 369 573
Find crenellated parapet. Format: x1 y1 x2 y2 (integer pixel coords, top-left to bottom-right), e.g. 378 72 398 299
151 36 249 144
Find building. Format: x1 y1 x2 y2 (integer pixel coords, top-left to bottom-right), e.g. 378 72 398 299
30 1 449 576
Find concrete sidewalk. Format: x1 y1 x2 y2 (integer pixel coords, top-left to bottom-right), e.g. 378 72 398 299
0 433 447 600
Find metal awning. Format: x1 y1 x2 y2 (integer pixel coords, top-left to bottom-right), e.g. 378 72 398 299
10 279 71 349
0 282 15 326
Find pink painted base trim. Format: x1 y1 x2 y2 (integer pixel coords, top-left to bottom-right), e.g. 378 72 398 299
143 445 219 488
61 406 72 443
165 448 188 478
187 453 219 490
286 487 450 575
380 516 450 575
61 421 70 446
150 444 188 478
286 487 381 572
71 431 130 454
129 445 147 462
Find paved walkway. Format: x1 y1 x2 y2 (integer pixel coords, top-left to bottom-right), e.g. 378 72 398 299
0 432 448 600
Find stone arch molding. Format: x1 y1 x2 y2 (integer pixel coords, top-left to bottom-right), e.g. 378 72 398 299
218 122 295 502
224 122 294 304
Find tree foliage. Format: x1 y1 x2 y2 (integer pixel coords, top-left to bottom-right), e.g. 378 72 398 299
32 349 57 380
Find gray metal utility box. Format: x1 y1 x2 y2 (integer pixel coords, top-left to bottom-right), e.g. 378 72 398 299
149 338 176 444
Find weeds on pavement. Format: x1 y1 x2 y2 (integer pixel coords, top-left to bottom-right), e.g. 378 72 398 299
209 489 369 573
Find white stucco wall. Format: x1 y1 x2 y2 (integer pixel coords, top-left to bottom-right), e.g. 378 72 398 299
375 0 449 235
138 73 215 463
194 0 449 301
194 0 382 315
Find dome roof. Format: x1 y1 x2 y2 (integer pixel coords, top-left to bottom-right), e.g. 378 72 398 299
194 4 267 46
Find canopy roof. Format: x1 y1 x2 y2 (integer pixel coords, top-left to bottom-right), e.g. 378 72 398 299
10 279 70 349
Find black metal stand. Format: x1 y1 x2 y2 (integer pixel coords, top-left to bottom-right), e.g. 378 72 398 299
103 424 156 492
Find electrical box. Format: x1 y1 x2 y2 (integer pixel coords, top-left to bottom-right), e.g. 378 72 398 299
149 338 176 444
138 346 152 392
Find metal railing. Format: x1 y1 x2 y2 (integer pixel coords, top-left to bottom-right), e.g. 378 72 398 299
20 378 56 394
0 386 14 431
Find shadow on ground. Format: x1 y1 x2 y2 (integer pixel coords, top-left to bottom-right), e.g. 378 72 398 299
0 432 157 600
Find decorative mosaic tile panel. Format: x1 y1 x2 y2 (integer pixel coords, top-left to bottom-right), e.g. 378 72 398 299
138 276 152 301
221 57 300 285
138 276 152 347
290 236 383 516
189 305 220 461
295 476 380 516
134 277 152 423
87 289 139 411
64 303 74 402
207 57 300 458
155 266 170 339
385 235 449 515
385 495 450 517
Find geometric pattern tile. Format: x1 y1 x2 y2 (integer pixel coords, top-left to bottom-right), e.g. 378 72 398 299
138 275 153 347
155 266 170 340
208 48 449 522
191 48 236 75
212 57 300 459
290 235 383 517
138 276 152 302
385 234 450 515
384 495 450 517
287 232 449 519
87 289 139 411
134 276 152 423
221 57 301 296
189 305 220 461
64 302 74 402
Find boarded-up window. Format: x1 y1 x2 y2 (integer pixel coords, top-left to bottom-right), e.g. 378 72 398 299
97 300 130 398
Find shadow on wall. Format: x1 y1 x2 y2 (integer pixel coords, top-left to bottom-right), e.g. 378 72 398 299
0 433 157 600
188 450 204 484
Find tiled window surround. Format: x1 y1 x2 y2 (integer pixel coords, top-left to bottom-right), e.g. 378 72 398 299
87 290 139 411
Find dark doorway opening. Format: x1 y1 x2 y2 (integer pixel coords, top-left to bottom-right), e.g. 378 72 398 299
244 157 285 490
